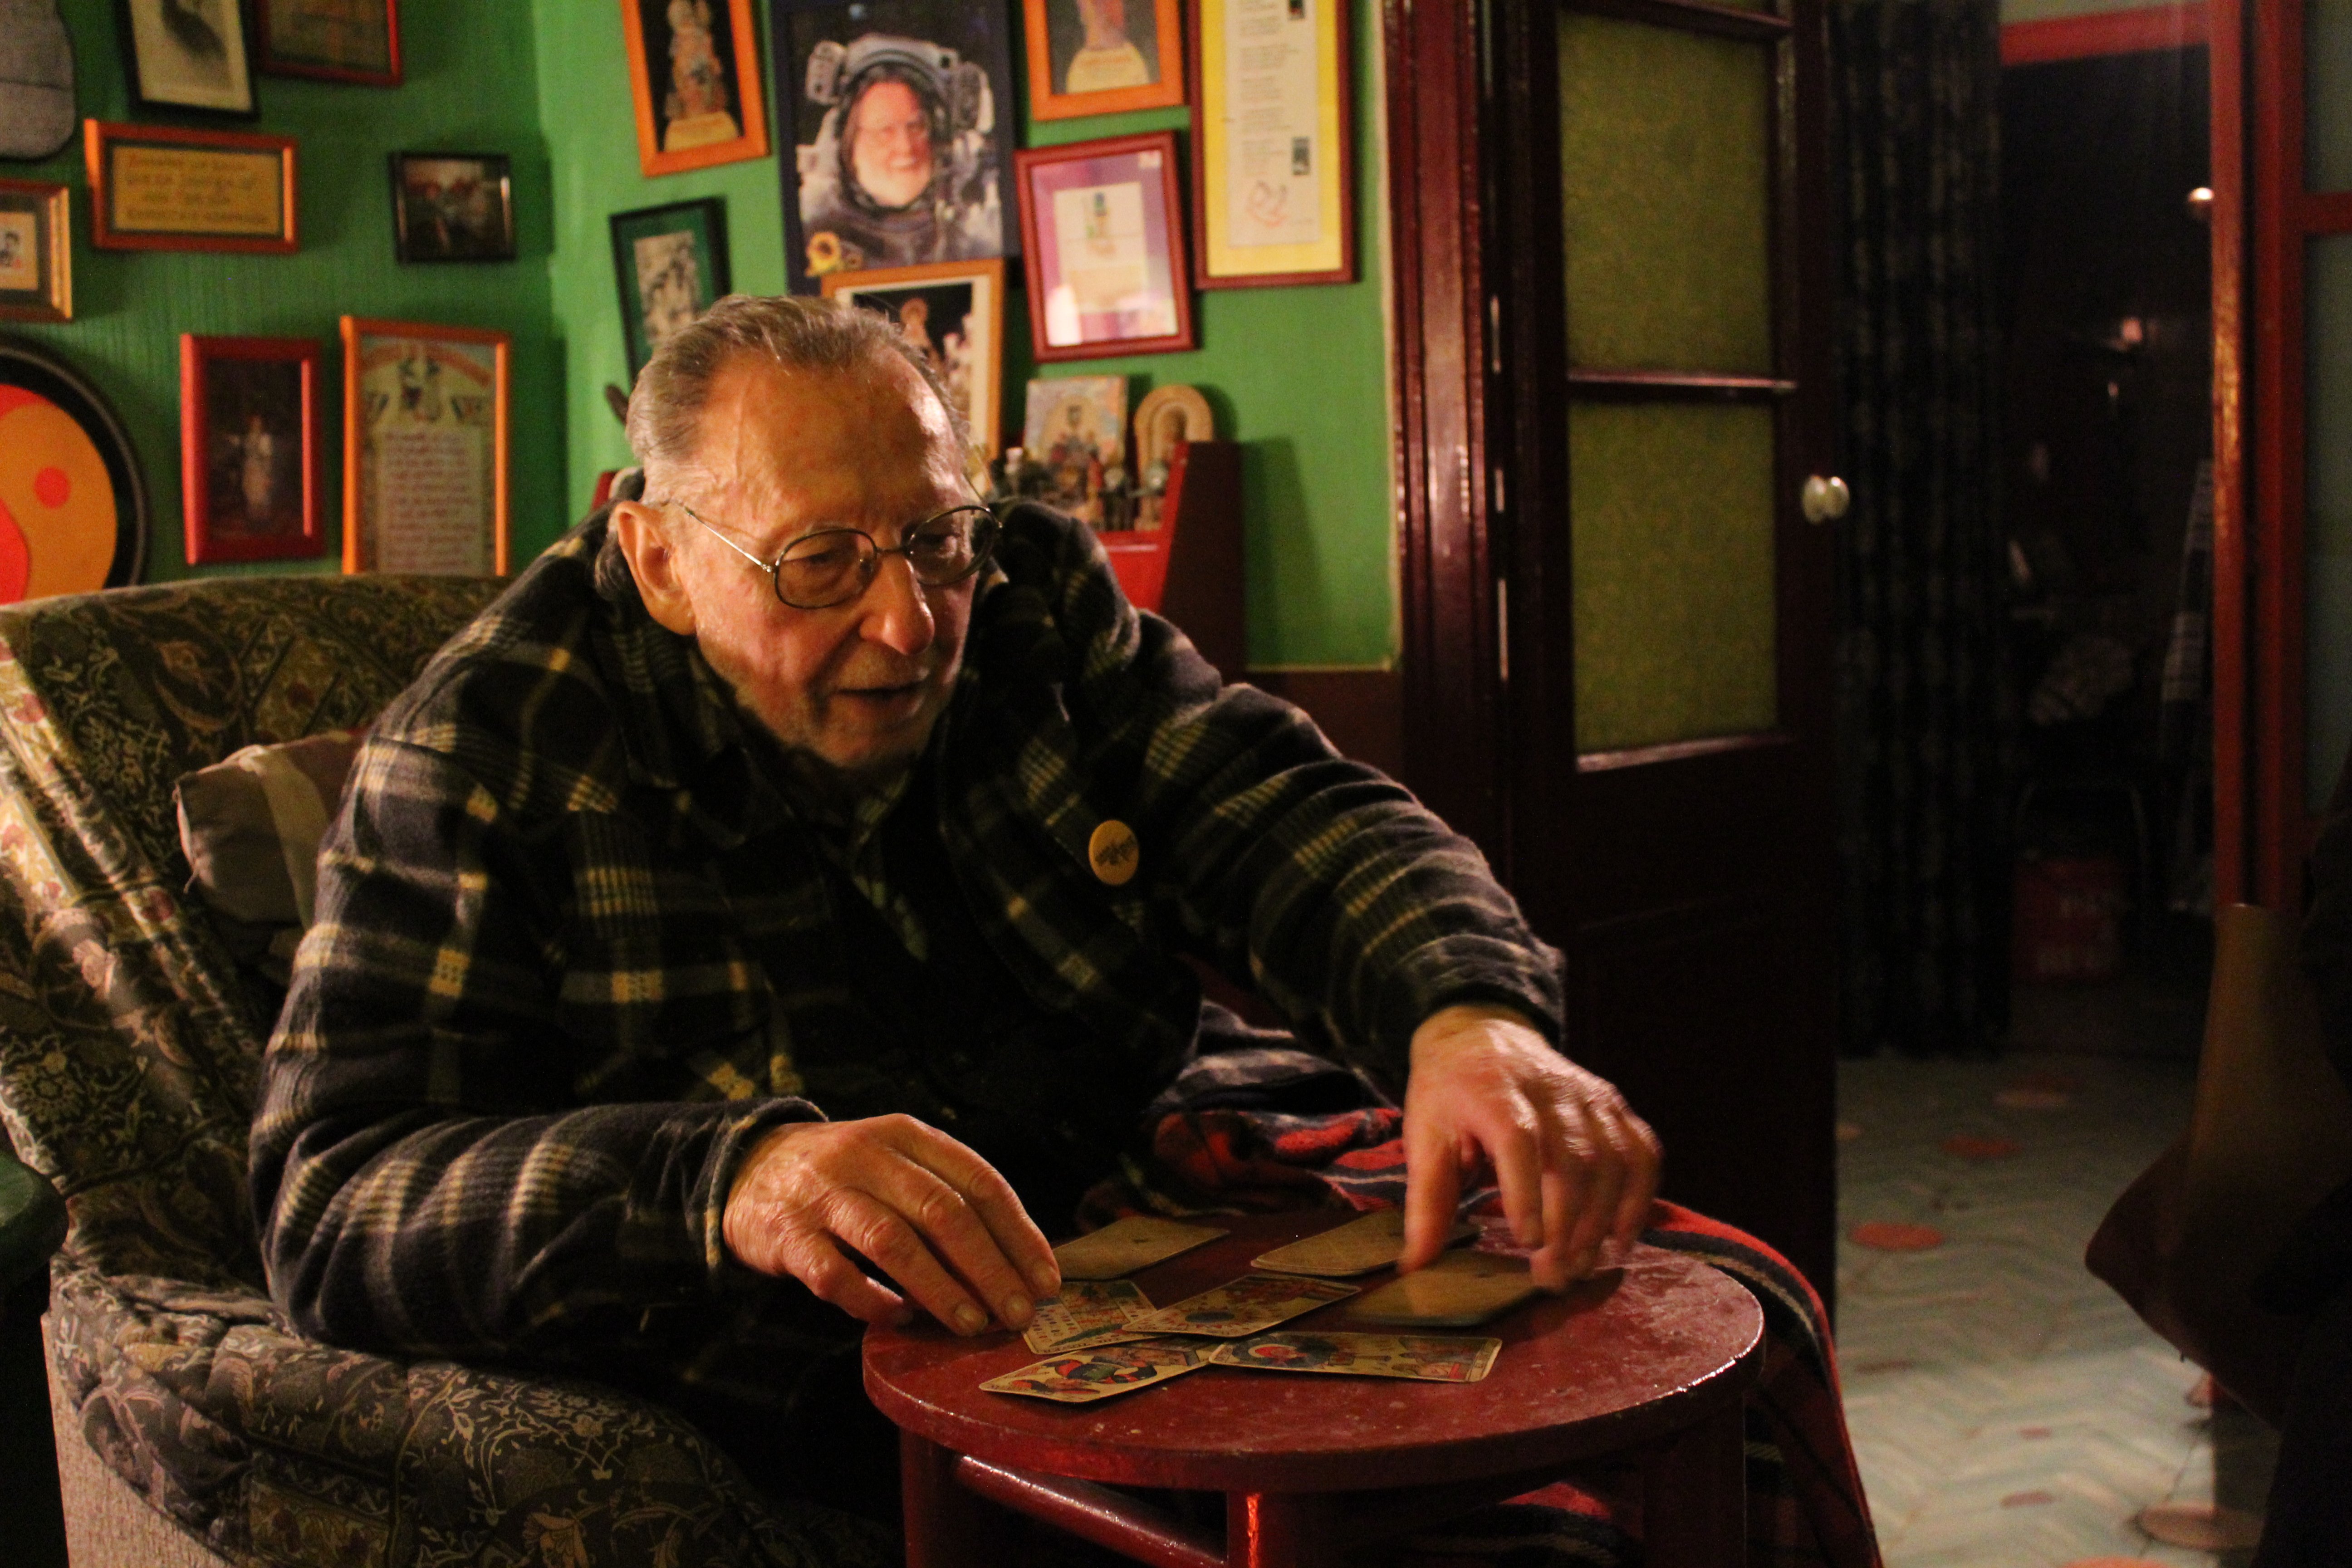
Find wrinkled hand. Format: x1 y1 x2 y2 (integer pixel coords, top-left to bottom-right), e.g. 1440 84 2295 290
1399 1004 1661 1291
723 1114 1061 1335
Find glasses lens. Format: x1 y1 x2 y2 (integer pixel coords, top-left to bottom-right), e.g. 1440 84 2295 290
905 507 998 585
776 530 873 608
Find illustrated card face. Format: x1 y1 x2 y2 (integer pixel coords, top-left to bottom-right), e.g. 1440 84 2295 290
1252 1209 1479 1277
980 1337 1210 1403
1023 1279 1155 1354
1207 1331 1504 1383
1053 1216 1228 1280
1348 1248 1539 1328
1124 1273 1358 1338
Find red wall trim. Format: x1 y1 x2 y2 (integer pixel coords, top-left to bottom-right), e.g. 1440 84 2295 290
1999 3 2209 65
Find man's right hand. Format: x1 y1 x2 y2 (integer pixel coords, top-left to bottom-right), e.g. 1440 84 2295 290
722 1115 1061 1336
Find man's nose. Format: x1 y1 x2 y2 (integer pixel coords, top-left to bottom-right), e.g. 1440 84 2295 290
858 554 936 656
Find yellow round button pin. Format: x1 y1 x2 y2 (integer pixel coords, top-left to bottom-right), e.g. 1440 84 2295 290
1088 819 1141 886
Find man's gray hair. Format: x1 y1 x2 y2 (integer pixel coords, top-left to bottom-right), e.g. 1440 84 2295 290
625 294 969 484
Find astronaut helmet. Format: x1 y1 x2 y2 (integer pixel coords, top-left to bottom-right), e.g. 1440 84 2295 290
804 34 992 216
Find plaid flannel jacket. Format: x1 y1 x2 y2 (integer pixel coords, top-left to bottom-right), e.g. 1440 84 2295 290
249 497 1564 1365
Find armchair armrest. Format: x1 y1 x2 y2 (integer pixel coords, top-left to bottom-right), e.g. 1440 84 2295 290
0 1148 64 1292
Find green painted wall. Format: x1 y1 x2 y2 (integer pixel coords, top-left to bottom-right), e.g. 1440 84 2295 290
14 1 561 580
1999 0 2192 23
533 0 1397 668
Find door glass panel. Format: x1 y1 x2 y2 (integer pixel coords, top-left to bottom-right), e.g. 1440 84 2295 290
1558 13 1773 374
1572 402 1778 752
2311 236 2352 811
2312 0 2352 191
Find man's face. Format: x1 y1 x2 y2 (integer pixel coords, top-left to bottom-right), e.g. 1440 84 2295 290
848 79 935 211
657 354 977 781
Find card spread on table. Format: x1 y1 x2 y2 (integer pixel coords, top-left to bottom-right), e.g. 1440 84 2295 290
1208 1331 1503 1383
1052 1216 1228 1280
1348 1248 1539 1328
1022 1279 1156 1354
1251 1210 1479 1277
1124 1273 1358 1338
981 1337 1211 1402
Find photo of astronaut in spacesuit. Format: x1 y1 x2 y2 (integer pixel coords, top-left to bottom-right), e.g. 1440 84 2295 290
782 7 1016 293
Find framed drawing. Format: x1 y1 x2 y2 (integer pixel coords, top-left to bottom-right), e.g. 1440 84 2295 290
0 338 150 603
1013 131 1195 361
610 196 731 378
0 181 71 323
257 0 401 85
390 152 515 263
824 258 1005 461
772 0 1019 295
1020 375 1126 526
339 317 510 577
1024 0 1184 121
621 0 770 178
1189 0 1354 287
180 335 321 565
85 121 298 254
120 0 258 115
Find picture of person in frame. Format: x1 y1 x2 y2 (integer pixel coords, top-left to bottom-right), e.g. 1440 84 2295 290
1049 0 1157 96
786 2 1014 290
202 358 303 539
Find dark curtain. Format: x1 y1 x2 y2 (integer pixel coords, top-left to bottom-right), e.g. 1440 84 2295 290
1831 0 2013 1054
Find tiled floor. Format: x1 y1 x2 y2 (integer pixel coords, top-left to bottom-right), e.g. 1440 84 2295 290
1838 1051 2278 1567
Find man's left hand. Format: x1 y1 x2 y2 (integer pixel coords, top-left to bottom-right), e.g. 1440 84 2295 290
1397 1004 1661 1291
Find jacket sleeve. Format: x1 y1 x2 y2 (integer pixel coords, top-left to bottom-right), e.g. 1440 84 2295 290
1005 508 1565 1087
248 733 816 1360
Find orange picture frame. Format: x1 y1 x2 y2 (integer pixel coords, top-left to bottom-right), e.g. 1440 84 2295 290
619 0 772 178
340 317 511 577
1024 0 1186 121
85 120 298 254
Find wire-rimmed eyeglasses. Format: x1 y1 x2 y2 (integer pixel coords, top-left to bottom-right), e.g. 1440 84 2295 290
671 501 1001 611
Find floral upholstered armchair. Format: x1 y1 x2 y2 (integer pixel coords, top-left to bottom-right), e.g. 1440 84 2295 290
0 576 886 1568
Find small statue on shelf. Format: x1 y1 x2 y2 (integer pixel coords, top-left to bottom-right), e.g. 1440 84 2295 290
1131 385 1215 530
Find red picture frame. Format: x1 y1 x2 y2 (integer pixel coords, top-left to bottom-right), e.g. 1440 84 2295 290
256 0 403 86
1013 131 1196 362
180 335 323 566
85 121 298 255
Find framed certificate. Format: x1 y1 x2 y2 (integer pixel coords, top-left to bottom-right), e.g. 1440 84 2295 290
1013 131 1195 362
84 121 298 254
339 317 510 577
1189 0 1354 288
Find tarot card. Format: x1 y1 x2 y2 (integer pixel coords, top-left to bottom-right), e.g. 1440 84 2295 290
1348 1248 1539 1328
980 1337 1210 1403
1251 1210 1479 1277
1208 1331 1504 1383
1124 1273 1358 1338
1053 1215 1227 1280
1023 1279 1155 1354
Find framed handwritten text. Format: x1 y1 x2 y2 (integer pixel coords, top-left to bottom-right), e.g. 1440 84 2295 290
85 121 298 254
340 317 510 577
1188 0 1353 287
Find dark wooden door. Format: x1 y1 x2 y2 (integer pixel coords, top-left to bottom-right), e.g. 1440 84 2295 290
1388 0 1840 1292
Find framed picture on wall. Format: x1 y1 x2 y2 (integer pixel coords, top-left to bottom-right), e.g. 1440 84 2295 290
1189 0 1354 287
610 196 731 378
1020 374 1127 526
1014 131 1195 361
389 152 515 263
0 339 150 603
0 181 71 323
1024 0 1184 121
340 317 510 577
823 258 1005 461
772 0 1019 295
621 0 770 178
85 121 298 254
256 0 401 85
180 335 323 565
119 0 259 115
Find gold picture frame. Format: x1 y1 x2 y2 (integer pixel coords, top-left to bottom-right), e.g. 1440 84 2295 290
340 317 511 577
85 120 298 254
0 181 70 322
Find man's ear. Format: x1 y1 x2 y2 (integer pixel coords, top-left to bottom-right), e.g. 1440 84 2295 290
612 500 697 637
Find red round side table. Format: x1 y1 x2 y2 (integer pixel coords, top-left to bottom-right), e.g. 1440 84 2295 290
863 1210 1765 1568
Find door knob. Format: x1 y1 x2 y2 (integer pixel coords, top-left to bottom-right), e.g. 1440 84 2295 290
1802 475 1851 524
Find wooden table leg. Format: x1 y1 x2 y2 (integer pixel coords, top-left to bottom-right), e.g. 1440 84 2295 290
1227 1491 1358 1568
900 1430 1007 1568
1642 1403 1748 1568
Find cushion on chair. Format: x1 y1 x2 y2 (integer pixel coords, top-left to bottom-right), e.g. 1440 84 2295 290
175 729 364 992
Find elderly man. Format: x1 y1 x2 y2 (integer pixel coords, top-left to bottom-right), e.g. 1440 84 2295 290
249 295 1659 1537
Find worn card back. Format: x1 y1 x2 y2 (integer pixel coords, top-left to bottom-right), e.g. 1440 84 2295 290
1053 1216 1228 1280
1348 1248 1539 1328
1124 1272 1358 1338
1252 1209 1478 1277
